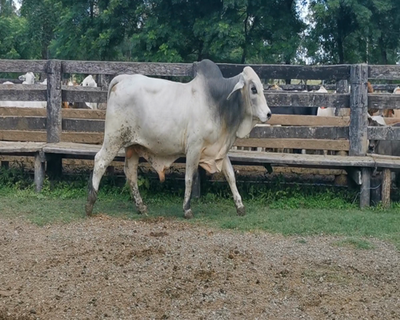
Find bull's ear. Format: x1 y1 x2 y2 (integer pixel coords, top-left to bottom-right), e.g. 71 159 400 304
227 75 245 100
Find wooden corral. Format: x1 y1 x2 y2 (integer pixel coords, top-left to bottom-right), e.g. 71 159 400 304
1 59 400 208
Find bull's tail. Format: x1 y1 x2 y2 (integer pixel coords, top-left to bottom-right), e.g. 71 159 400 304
107 75 131 99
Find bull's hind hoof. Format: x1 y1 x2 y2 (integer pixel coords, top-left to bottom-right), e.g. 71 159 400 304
184 209 194 219
137 203 148 215
237 206 246 216
85 202 94 217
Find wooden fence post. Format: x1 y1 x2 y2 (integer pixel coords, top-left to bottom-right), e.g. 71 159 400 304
335 79 349 116
349 64 370 208
349 64 368 156
46 60 62 143
46 60 63 178
34 151 45 192
381 169 391 208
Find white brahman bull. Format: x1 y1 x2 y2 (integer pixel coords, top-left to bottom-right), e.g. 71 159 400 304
86 59 271 218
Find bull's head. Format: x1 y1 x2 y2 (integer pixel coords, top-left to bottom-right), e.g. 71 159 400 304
227 67 271 123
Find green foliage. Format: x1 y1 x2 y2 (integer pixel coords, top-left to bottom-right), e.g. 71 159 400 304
0 8 31 59
305 0 400 64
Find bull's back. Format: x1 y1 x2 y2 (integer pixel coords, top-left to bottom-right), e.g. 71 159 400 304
105 75 200 154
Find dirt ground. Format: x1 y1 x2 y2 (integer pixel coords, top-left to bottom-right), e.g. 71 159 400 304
0 216 399 320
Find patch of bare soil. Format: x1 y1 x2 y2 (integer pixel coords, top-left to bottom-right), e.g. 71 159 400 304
0 217 399 320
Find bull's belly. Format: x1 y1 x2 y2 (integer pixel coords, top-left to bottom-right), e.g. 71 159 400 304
125 144 182 183
124 138 185 157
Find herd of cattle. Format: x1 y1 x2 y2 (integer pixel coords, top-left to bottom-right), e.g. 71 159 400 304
0 73 99 110
0 61 399 217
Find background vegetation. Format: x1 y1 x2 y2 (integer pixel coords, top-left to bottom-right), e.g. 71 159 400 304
1 0 399 65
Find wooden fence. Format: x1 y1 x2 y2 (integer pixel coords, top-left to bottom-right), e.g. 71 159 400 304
1 59 400 207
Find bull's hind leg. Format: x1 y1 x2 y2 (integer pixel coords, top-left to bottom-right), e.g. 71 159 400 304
183 149 201 219
85 142 122 216
124 148 147 215
222 156 245 216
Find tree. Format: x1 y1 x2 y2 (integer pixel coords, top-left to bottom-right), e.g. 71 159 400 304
365 0 400 64
305 0 400 64
0 0 33 59
19 0 59 59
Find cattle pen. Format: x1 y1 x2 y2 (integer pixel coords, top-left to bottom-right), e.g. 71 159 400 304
1 59 400 208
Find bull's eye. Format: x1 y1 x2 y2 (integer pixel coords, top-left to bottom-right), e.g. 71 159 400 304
251 86 257 94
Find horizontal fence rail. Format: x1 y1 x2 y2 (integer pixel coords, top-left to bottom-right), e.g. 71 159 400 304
0 59 400 150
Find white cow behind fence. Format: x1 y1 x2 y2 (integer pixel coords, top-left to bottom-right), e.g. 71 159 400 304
0 72 47 108
316 85 335 117
81 75 98 109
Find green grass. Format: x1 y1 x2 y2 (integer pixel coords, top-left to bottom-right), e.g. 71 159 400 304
0 167 399 250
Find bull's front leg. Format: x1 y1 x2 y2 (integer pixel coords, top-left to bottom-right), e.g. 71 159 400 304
86 142 122 216
183 149 201 219
222 156 245 216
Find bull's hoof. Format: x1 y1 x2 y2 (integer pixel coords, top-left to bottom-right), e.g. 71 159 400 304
237 206 246 216
85 203 94 217
137 204 148 215
184 209 194 219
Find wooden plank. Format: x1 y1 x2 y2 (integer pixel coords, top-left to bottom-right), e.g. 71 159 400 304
62 60 194 77
265 92 349 108
0 117 46 130
273 166 345 176
0 84 47 101
250 125 349 139
0 59 47 73
369 84 399 92
234 138 349 151
42 142 125 158
369 65 400 80
62 119 104 132
267 84 325 91
267 83 399 92
384 118 400 126
0 130 46 142
0 107 46 117
0 141 46 153
62 109 106 119
62 86 107 103
368 94 400 110
46 60 62 143
228 150 376 168
268 115 350 126
368 126 400 141
61 132 104 144
218 63 351 80
0 107 106 120
368 153 400 169
349 64 369 156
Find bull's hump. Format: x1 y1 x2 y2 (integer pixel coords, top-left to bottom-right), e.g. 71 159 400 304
194 59 224 80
